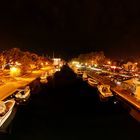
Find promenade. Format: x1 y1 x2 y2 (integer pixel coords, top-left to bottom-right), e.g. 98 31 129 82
0 66 54 100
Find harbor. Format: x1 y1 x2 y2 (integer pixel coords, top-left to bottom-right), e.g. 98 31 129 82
0 65 56 133
70 62 140 122
0 1 140 139
1 65 140 140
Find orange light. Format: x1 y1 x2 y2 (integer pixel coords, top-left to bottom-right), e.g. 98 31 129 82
107 61 111 65
10 67 21 77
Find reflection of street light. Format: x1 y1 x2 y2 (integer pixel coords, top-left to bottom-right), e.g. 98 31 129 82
10 66 21 77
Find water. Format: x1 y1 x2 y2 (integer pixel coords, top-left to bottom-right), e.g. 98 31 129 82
0 65 140 140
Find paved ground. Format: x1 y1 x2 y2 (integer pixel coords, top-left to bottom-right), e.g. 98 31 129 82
0 65 140 140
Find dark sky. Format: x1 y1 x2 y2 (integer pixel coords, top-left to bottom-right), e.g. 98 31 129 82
0 0 140 60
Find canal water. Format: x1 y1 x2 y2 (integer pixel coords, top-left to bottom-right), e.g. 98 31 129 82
0 65 140 140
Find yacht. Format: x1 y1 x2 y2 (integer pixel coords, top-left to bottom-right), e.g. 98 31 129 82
87 77 98 87
0 99 15 127
97 84 113 98
14 86 30 102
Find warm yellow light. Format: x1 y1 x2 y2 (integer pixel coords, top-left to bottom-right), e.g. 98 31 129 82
72 61 79 65
11 67 17 72
76 64 81 68
107 61 111 65
94 64 97 67
15 61 21 66
10 67 21 77
30 64 36 69
111 66 116 69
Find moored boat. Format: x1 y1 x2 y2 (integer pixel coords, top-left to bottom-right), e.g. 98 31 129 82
97 84 113 98
40 72 48 83
14 86 30 103
87 77 98 87
0 99 15 127
82 72 88 81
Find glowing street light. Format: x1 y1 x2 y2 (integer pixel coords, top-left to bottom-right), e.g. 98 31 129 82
85 63 88 66
10 66 21 77
72 61 79 65
94 64 98 67
107 61 111 65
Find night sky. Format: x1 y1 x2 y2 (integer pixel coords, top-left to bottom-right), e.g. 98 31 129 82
0 0 140 60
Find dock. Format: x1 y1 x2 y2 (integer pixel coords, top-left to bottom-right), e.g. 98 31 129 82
83 70 140 122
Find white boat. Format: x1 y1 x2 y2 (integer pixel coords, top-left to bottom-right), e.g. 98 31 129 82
133 80 140 100
97 84 113 98
55 66 61 72
82 72 88 81
15 86 30 102
87 77 98 87
40 78 48 84
125 78 140 100
48 69 55 77
40 72 48 83
0 99 15 127
74 68 83 75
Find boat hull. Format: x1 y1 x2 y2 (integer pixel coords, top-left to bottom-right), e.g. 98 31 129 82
0 100 15 128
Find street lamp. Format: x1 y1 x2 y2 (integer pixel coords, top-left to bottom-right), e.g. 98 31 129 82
10 66 21 77
107 61 111 65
